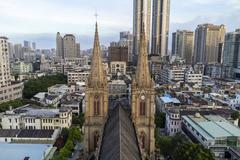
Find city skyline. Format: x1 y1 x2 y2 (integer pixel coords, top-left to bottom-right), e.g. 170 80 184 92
0 0 239 49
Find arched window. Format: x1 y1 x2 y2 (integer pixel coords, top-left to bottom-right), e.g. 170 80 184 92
94 96 100 116
140 101 146 116
94 131 100 149
140 132 146 149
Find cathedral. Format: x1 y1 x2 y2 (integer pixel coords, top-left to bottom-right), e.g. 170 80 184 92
84 22 155 160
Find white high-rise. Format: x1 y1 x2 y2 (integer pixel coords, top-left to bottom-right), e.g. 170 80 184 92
133 0 151 55
0 37 23 103
151 0 170 57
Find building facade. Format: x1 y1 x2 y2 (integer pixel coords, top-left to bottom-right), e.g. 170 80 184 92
151 0 170 57
223 29 240 79
110 61 126 76
172 30 194 64
194 24 226 64
0 37 23 103
133 0 151 55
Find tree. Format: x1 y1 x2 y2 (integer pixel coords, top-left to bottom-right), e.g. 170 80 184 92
155 112 166 128
231 111 240 120
72 113 85 128
173 142 214 160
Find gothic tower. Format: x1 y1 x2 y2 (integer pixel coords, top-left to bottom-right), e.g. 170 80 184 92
131 27 155 158
84 23 109 155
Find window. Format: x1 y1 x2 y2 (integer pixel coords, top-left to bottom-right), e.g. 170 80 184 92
94 96 100 116
140 101 146 116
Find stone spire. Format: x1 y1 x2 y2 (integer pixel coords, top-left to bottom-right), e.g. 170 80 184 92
135 25 152 88
87 22 107 88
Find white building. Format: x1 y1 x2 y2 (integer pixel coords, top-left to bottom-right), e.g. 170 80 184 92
161 65 186 83
185 67 203 85
110 61 126 76
165 109 181 136
68 71 90 84
0 37 23 103
0 105 72 130
108 80 127 96
12 61 33 74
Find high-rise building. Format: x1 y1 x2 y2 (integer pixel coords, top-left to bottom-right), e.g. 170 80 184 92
76 43 81 57
0 37 23 103
63 34 77 58
172 30 194 64
194 24 226 64
8 42 15 60
108 44 129 63
56 32 64 59
223 29 240 78
119 31 133 62
56 33 80 59
151 0 170 57
23 40 30 48
32 42 36 50
133 0 151 55
14 44 23 59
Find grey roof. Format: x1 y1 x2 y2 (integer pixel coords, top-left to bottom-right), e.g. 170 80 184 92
99 103 141 160
0 129 54 138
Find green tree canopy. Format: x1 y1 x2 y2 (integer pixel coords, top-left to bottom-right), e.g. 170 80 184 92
173 142 215 160
231 111 240 120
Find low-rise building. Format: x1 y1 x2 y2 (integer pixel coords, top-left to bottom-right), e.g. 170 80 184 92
0 82 24 103
108 80 127 96
185 67 203 85
12 61 33 74
67 71 90 84
0 105 72 130
165 109 181 136
110 61 126 76
182 114 240 158
161 65 186 83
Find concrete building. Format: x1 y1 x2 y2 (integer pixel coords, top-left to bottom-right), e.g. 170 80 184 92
182 114 240 158
194 24 226 64
63 34 78 58
133 0 151 55
110 61 126 76
0 105 72 130
12 61 33 74
56 32 64 59
172 30 194 64
151 0 170 57
223 29 240 79
67 71 90 84
14 44 23 59
108 80 127 96
185 67 203 85
165 109 181 136
119 31 133 62
161 65 186 83
108 45 129 63
0 37 23 103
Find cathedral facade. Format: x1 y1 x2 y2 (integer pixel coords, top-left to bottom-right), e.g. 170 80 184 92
84 23 155 160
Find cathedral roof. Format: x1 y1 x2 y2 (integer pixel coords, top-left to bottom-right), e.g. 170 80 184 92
134 26 152 88
99 102 141 160
87 22 107 88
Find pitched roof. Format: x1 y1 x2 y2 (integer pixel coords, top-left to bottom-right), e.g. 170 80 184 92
99 103 141 160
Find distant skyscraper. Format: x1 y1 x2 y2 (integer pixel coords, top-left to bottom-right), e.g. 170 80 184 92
76 43 81 57
194 24 226 64
32 42 36 50
151 0 170 57
56 32 64 59
172 30 194 64
14 44 23 59
23 40 30 48
119 31 133 62
223 29 240 78
63 34 77 58
133 0 151 55
8 42 15 60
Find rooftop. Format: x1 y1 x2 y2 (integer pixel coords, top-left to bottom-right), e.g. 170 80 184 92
183 115 240 140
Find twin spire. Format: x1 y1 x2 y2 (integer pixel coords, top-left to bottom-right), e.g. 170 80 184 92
135 24 152 88
87 22 107 88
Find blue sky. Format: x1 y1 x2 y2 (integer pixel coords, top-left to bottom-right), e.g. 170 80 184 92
0 0 239 49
